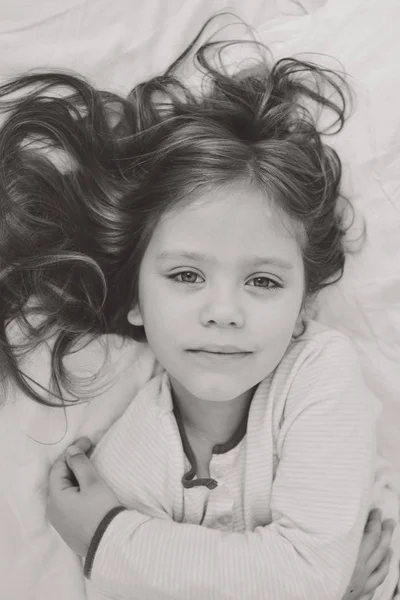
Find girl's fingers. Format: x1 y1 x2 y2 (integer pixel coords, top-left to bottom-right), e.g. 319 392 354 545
65 445 100 489
48 454 77 494
73 437 93 454
48 440 93 498
363 548 393 594
364 508 382 533
361 509 383 560
367 518 395 572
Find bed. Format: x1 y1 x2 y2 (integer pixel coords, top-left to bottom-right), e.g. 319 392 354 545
0 1 399 598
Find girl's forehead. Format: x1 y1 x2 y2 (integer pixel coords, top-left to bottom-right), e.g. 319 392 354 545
151 183 304 258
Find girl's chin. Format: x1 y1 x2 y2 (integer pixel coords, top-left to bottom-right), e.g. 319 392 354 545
184 381 254 404
168 369 259 404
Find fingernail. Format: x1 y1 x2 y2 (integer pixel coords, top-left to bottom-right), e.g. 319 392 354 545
67 445 83 457
77 436 92 447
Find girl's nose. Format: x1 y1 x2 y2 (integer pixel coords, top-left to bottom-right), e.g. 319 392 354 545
199 287 244 328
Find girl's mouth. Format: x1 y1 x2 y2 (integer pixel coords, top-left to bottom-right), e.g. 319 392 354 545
187 349 252 362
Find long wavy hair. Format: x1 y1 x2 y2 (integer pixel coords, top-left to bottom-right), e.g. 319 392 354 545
0 16 353 406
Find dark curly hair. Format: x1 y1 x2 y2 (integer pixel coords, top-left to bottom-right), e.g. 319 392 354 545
0 16 353 406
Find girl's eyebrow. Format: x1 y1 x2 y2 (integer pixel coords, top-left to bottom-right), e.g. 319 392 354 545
156 251 293 270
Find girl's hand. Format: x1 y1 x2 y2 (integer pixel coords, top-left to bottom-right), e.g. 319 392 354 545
47 437 122 557
343 508 395 600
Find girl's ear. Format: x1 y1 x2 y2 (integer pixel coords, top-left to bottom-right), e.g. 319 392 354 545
127 305 144 327
293 306 307 338
292 316 304 338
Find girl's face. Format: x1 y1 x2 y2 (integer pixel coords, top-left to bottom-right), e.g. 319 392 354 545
128 181 305 403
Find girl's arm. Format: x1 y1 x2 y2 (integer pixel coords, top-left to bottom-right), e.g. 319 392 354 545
49 447 394 600
74 335 377 600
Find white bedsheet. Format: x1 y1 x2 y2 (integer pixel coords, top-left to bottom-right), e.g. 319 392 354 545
0 1 399 599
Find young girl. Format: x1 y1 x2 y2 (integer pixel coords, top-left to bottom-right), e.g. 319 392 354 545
0 17 398 600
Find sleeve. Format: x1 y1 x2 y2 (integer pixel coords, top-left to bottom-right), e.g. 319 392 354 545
86 334 377 600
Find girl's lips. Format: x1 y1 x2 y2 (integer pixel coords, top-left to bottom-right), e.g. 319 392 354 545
187 349 252 363
190 345 251 353
192 350 249 355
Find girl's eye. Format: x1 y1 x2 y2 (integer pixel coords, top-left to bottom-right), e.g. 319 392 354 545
247 276 281 290
169 271 204 284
